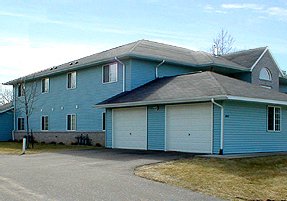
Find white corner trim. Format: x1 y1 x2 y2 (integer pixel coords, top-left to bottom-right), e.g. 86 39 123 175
250 47 268 71
227 96 287 106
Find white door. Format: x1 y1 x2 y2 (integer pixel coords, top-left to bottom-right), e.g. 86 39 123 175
166 103 212 153
113 107 147 150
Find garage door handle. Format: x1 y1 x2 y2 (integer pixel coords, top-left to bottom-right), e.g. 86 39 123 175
188 133 191 136
130 133 132 135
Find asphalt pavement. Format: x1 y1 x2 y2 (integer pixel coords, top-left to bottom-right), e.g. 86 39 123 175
0 149 222 201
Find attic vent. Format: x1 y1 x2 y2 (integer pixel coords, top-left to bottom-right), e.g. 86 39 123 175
50 66 58 70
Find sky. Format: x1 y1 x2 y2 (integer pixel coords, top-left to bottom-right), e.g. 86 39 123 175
0 0 287 89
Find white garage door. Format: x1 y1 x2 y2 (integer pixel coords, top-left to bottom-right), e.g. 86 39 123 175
166 103 212 153
113 107 147 150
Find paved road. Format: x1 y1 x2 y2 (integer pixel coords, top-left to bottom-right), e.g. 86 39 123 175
0 149 222 201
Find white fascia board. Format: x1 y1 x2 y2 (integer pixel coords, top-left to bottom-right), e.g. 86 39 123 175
227 96 287 106
250 47 268 71
0 107 13 114
96 95 228 108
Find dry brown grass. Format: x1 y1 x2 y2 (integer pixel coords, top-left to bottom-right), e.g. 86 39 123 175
0 142 99 155
135 156 287 201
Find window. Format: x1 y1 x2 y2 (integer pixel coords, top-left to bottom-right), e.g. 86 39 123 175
67 114 76 131
267 106 281 132
18 84 24 97
103 63 117 83
41 78 49 93
259 68 272 81
102 112 106 131
17 118 24 130
41 116 49 131
67 72 76 89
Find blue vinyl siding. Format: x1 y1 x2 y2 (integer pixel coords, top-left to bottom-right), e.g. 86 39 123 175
147 105 165 150
0 110 13 141
128 59 194 91
279 83 287 94
105 108 112 148
213 104 221 154
15 62 123 132
223 101 287 154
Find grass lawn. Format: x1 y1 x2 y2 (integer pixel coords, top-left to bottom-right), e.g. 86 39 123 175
0 142 99 155
135 156 287 201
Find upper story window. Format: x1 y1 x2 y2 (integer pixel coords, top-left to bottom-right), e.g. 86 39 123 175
67 72 76 89
103 63 117 83
259 68 272 81
267 106 281 132
41 78 49 93
18 84 24 97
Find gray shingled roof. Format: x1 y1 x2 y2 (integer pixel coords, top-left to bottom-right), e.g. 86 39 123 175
0 102 13 113
5 40 249 85
97 71 287 107
222 47 267 68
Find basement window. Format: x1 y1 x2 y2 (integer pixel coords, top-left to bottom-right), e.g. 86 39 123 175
67 114 76 131
103 63 117 83
41 116 49 131
102 112 106 131
17 117 24 131
267 106 281 132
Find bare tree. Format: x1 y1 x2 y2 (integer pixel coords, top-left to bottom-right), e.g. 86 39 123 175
0 88 13 105
211 29 235 56
17 78 39 140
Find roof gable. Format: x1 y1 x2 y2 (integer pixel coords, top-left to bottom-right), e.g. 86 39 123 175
222 47 267 68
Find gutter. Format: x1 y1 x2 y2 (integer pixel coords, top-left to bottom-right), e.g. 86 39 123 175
13 86 16 141
114 57 125 92
211 98 224 155
155 60 165 78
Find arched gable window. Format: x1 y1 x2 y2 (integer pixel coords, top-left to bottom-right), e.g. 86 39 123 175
259 68 272 81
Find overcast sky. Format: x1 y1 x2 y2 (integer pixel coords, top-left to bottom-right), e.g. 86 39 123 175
0 0 287 87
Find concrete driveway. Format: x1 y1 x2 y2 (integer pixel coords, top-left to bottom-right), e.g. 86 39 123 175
0 149 221 201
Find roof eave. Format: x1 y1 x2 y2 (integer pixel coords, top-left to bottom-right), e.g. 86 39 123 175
96 95 228 108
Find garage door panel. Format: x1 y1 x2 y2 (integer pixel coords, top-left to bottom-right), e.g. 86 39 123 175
113 107 147 150
166 103 212 153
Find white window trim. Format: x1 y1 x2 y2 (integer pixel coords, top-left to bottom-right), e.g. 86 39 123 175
267 106 281 132
259 67 272 81
17 117 25 131
102 112 106 131
66 114 77 131
41 78 50 94
41 115 49 131
102 62 118 84
67 72 77 89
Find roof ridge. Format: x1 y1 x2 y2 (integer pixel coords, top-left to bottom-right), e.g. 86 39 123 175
129 39 144 53
207 72 228 95
223 46 268 56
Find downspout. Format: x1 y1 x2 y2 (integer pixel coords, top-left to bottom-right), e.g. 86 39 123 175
155 60 165 78
211 98 224 155
12 85 16 141
115 57 125 92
